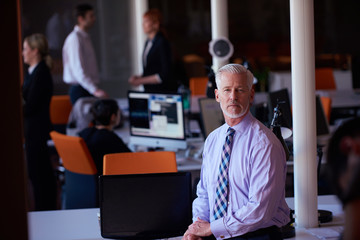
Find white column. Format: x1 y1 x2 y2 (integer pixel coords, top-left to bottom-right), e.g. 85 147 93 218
290 0 318 228
210 0 228 72
130 0 148 75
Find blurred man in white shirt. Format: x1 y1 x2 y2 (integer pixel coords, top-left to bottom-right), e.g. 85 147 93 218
62 3 108 105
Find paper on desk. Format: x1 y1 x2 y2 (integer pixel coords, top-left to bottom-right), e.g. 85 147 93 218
306 226 343 240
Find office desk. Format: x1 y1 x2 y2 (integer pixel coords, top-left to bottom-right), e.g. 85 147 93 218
268 70 352 93
28 195 343 240
316 89 360 111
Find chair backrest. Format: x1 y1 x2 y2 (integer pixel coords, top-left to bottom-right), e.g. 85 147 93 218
50 131 97 175
189 77 208 96
315 68 336 90
320 96 332 122
67 96 98 132
103 151 177 175
50 95 72 125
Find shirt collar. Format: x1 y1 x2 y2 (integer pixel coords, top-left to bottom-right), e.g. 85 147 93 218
74 25 89 38
224 112 254 135
28 62 39 74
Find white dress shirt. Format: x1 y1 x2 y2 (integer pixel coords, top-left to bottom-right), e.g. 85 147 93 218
62 25 99 94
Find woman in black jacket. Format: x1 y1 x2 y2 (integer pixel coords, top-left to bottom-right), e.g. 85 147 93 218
22 33 57 210
128 9 176 93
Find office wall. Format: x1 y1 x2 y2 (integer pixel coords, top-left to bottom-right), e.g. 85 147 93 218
21 0 132 98
21 0 360 97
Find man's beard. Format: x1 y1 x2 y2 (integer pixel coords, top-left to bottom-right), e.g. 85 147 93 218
220 100 249 119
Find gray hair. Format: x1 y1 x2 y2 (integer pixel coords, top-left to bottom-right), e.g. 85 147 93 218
215 63 254 90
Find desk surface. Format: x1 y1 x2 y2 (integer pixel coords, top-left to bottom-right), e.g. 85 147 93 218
317 89 360 109
269 70 353 92
28 195 343 240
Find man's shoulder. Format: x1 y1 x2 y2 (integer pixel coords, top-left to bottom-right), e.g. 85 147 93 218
64 28 81 44
205 124 226 143
248 118 282 147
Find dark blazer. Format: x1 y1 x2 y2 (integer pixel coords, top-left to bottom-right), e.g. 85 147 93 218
22 60 56 210
142 31 176 92
22 60 53 140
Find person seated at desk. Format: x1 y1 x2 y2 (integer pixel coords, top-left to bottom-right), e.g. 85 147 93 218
327 117 360 240
78 99 131 175
183 64 290 240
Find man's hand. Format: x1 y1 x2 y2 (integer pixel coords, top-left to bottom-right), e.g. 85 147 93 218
93 88 108 98
128 75 141 87
182 230 202 240
183 218 212 240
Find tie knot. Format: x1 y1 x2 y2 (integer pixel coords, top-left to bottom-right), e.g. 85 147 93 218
227 127 235 137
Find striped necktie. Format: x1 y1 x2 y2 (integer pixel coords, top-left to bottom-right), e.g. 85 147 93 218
212 127 235 221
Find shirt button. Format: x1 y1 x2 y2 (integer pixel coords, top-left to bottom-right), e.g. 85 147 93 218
220 236 225 239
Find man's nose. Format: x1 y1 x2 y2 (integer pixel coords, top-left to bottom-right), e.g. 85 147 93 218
229 90 237 100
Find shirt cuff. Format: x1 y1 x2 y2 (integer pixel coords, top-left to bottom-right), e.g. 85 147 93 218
210 218 231 239
84 83 97 95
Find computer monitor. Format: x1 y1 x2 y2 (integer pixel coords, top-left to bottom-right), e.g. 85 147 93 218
268 89 329 136
268 88 293 129
128 91 187 150
198 98 224 138
99 172 192 239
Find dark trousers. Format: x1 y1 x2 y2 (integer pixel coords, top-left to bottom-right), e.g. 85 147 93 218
25 135 57 210
69 85 93 105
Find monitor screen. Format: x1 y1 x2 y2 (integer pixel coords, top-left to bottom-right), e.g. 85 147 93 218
128 91 187 149
268 90 329 136
198 98 224 138
99 172 192 239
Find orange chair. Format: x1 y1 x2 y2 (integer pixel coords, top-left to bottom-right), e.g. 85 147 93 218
50 95 72 134
320 96 332 122
50 131 98 209
189 77 208 96
50 95 72 124
315 68 336 90
103 151 177 175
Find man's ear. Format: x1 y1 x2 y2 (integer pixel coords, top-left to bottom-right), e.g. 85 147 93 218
215 89 220 102
249 87 255 104
77 15 84 25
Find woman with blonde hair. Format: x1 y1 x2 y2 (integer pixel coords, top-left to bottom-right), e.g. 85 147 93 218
22 33 57 210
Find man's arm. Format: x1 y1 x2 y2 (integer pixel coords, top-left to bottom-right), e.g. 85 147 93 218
183 149 212 239
192 151 211 223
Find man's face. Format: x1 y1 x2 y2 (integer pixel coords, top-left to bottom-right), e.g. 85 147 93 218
81 10 96 30
215 72 254 120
